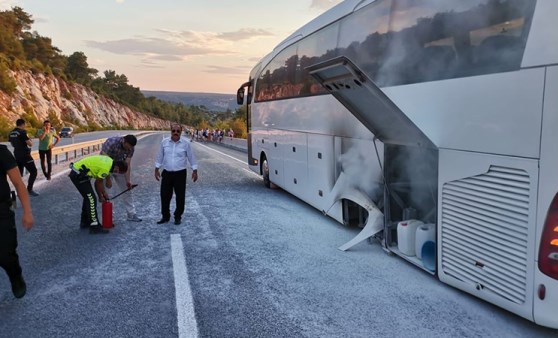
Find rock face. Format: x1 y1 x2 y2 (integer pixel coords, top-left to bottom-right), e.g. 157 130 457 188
0 70 170 129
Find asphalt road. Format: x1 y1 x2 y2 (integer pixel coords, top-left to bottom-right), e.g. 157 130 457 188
0 134 556 337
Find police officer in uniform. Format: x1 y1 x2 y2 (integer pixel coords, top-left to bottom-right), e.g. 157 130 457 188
0 144 34 299
69 155 128 234
9 118 39 196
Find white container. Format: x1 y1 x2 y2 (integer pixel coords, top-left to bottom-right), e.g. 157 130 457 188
415 223 436 259
397 220 423 256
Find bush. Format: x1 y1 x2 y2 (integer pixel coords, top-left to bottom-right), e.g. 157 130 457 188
0 115 13 141
0 62 17 94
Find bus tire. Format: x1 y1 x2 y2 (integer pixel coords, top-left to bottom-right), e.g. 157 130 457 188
262 156 271 188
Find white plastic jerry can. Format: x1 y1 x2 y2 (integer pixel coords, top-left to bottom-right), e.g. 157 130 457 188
397 220 424 256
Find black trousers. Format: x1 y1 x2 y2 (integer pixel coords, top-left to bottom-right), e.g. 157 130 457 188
15 154 37 192
160 169 187 220
39 149 52 178
69 171 99 225
0 204 22 280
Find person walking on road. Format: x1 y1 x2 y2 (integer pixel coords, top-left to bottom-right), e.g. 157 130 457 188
100 134 142 222
36 120 60 180
0 144 34 299
8 118 39 196
69 155 128 234
154 123 198 225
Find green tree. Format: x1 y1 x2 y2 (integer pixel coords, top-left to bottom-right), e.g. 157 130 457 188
0 9 26 60
65 51 97 84
21 32 66 75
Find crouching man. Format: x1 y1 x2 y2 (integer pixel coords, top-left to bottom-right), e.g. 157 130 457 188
69 155 128 234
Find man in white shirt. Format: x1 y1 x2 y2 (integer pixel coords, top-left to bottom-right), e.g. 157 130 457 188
154 124 198 225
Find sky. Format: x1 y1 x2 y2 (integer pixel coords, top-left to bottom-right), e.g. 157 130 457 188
0 0 343 94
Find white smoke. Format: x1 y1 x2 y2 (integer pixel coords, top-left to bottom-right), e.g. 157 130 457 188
323 138 384 214
337 138 383 199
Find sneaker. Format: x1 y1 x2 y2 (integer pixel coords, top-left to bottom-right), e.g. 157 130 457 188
127 214 142 222
89 225 109 234
80 222 89 229
28 190 39 197
10 275 26 299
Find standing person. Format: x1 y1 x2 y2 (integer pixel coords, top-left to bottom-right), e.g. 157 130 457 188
100 134 142 222
8 118 39 196
154 124 198 225
36 120 60 180
0 144 33 299
69 155 128 234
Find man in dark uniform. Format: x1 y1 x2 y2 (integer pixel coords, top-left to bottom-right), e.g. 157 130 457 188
9 118 39 196
0 144 34 299
69 155 128 234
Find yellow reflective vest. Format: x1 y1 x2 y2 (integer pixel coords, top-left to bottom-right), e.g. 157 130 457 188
73 155 113 179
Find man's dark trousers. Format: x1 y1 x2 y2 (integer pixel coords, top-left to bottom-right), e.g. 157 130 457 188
69 171 99 225
160 169 187 221
15 154 37 192
0 204 22 280
39 149 53 178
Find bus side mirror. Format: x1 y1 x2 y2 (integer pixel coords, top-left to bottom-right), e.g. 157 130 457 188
237 87 245 105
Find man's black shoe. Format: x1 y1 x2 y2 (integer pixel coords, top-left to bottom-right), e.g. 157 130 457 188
28 190 39 197
157 218 169 224
174 217 181 225
80 222 89 229
10 275 26 299
89 225 109 234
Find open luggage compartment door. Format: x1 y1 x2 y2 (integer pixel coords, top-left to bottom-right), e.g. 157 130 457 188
306 56 434 149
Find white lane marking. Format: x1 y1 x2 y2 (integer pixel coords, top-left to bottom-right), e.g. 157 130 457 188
171 234 199 338
194 142 261 178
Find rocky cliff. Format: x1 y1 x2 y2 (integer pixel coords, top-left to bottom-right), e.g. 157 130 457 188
0 70 169 129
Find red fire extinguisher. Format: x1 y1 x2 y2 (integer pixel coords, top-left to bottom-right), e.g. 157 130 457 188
102 201 113 229
101 184 138 229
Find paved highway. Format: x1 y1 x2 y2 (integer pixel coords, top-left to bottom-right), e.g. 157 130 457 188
0 134 556 337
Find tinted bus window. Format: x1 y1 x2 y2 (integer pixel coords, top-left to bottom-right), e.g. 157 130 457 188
298 22 340 96
256 44 298 102
255 0 536 102
337 0 393 82
376 0 536 86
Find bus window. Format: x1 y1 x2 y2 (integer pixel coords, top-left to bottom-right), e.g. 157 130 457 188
255 44 298 102
298 22 340 96
337 0 392 83
377 0 536 86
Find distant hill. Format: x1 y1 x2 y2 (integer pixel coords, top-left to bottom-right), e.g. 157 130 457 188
142 91 239 112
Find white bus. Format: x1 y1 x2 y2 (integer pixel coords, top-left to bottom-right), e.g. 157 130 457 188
237 0 558 328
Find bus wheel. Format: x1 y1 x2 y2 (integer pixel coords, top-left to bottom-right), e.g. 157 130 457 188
262 157 271 188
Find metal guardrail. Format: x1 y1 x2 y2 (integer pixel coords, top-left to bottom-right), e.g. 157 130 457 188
30 138 107 164
219 137 248 152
